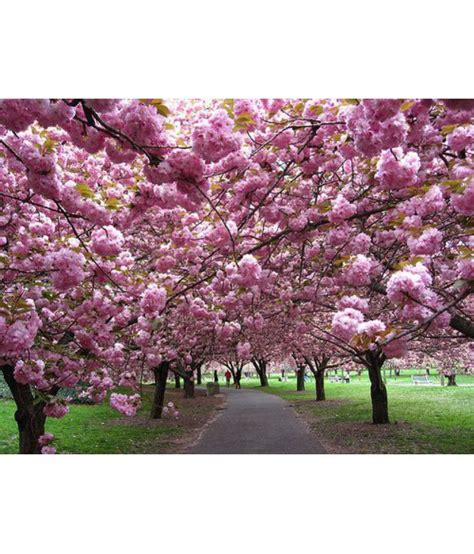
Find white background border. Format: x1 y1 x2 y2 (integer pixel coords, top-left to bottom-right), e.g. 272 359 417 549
1 2 472 552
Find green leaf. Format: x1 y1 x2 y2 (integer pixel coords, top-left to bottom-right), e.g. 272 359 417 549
400 100 415 112
75 183 95 199
105 197 121 210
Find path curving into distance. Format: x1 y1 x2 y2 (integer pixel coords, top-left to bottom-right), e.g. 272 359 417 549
188 387 326 454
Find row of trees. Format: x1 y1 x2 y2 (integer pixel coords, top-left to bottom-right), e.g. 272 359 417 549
0 98 472 452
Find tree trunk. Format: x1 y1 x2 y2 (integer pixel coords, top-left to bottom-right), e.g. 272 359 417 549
366 352 389 424
174 373 181 389
196 364 202 385
214 370 218 383
253 359 268 386
259 372 268 387
150 361 169 419
1 364 47 454
184 371 195 398
315 368 325 401
296 367 305 391
447 374 457 386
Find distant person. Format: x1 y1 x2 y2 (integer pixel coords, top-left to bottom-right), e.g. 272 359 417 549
224 369 232 387
343 370 350 384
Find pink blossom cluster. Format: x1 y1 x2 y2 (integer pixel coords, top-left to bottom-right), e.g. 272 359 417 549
91 226 124 257
382 336 409 359
386 263 432 304
237 341 252 360
14 359 48 388
407 228 443 256
357 319 386 338
341 101 408 156
412 185 445 217
331 308 364 342
50 248 86 291
457 258 474 281
19 143 61 199
336 295 369 313
105 100 168 156
350 233 371 254
234 255 262 286
0 99 75 133
343 255 375 286
447 125 474 152
376 148 420 190
155 255 176 272
140 284 167 316
452 181 474 216
0 306 41 358
39 432 56 453
328 194 357 224
192 109 241 163
43 399 69 418
215 321 241 340
110 393 141 417
38 432 54 446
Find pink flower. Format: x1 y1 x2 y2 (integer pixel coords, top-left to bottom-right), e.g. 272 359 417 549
407 228 443 255
237 341 252 359
38 432 54 447
235 255 262 286
447 125 474 152
140 284 167 316
331 308 365 342
452 181 474 216
343 255 375 286
191 109 241 163
386 263 432 304
328 194 357 224
91 226 124 257
376 148 420 190
0 307 41 358
51 248 86 291
457 258 474 280
110 393 141 417
382 336 408 359
155 255 175 272
336 295 369 313
41 446 57 454
357 320 386 338
44 399 69 418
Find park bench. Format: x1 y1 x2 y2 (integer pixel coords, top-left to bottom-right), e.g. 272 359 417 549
329 375 341 383
412 374 433 385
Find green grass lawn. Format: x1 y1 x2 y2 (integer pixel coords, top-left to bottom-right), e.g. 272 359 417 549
0 385 181 454
233 370 474 454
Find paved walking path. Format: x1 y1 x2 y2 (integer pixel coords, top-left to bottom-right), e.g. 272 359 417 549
188 387 326 454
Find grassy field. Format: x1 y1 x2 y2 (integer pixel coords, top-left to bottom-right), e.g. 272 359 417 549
233 370 474 454
0 385 223 454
